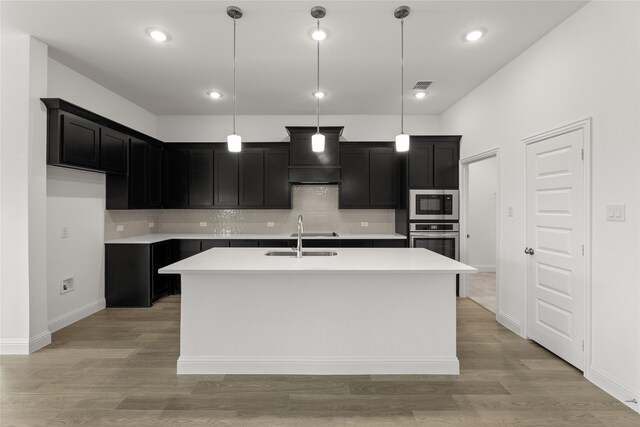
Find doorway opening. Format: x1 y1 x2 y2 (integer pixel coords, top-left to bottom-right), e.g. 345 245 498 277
459 149 500 315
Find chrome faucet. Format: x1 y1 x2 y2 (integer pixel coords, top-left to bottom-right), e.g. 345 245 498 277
296 215 304 258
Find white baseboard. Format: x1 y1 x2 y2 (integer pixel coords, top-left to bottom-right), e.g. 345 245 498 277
0 330 51 354
177 357 460 375
587 366 640 414
472 265 496 273
497 311 524 337
48 298 106 333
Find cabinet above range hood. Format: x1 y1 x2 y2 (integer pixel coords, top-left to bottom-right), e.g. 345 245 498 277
287 126 343 184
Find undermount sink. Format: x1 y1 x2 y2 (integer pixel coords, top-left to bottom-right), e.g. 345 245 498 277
265 250 338 257
288 232 339 238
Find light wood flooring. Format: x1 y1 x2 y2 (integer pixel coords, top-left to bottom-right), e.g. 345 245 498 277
468 272 497 313
1 296 638 426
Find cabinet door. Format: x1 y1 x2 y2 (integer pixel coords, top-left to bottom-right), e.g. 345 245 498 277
172 239 202 261
373 239 407 248
264 148 290 208
164 147 189 208
239 149 264 207
340 146 370 207
128 138 147 208
230 240 259 247
146 143 163 208
61 113 100 169
215 151 239 206
151 241 171 301
189 148 214 207
100 127 128 174
409 141 434 188
369 147 396 207
340 239 374 248
433 141 460 189
201 240 230 250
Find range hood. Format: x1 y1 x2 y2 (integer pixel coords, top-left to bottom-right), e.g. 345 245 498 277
286 126 343 184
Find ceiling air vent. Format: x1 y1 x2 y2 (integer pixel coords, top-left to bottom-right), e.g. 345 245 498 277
412 81 432 91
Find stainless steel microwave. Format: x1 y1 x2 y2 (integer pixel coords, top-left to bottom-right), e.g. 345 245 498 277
409 189 459 221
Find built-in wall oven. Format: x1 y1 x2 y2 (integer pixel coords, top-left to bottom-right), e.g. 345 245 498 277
409 223 459 261
409 189 459 221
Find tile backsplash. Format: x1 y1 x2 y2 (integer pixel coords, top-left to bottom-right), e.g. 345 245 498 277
105 185 395 239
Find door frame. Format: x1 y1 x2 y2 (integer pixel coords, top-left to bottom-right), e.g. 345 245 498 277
459 148 501 312
521 117 592 374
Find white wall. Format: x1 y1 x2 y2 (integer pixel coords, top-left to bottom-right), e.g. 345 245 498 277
0 36 50 353
468 157 497 271
441 1 640 411
46 58 158 332
158 115 440 142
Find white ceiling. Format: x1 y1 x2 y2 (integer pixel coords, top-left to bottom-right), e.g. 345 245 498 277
2 1 587 116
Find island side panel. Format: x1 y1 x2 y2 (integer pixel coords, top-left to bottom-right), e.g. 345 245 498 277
178 272 458 375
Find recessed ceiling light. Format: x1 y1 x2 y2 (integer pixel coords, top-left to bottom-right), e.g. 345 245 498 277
414 91 426 99
207 91 223 99
146 28 169 42
312 30 327 41
464 29 485 42
313 91 326 99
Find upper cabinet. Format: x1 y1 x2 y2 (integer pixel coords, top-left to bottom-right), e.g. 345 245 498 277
107 137 163 209
42 98 159 175
161 143 291 210
409 136 461 189
340 143 397 209
287 126 343 183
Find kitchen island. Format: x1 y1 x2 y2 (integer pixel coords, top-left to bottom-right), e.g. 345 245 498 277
160 247 476 375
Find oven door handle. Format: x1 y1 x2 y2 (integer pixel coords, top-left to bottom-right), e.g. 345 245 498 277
410 233 459 238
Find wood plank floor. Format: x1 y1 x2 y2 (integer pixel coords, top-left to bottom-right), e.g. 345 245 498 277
2 296 638 426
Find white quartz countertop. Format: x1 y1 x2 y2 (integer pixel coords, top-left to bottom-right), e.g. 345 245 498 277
159 248 476 274
105 233 407 244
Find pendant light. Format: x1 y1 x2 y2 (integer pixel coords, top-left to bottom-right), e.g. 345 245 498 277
311 6 326 153
394 6 410 152
227 6 242 152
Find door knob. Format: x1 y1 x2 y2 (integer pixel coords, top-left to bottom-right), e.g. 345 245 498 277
524 247 535 255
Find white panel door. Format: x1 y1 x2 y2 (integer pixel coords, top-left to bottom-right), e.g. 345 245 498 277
526 128 584 370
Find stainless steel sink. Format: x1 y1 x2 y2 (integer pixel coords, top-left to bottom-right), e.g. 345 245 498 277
288 232 339 238
265 250 338 257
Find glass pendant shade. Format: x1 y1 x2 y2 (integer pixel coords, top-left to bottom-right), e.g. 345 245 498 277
312 133 325 152
395 133 409 152
227 133 242 152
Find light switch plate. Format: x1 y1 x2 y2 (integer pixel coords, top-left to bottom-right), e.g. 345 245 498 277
200 222 207 227
606 204 626 222
360 222 369 227
116 225 124 232
267 222 275 227
148 222 155 228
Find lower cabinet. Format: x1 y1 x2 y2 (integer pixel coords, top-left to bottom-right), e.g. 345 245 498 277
106 238 408 305
105 242 172 307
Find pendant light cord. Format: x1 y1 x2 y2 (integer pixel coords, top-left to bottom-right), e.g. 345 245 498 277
316 18 320 134
233 17 237 135
400 17 404 135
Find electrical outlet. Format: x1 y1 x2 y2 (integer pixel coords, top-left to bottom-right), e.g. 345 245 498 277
61 227 68 239
200 222 207 227
360 222 369 227
149 222 155 228
116 225 124 232
267 222 275 227
61 277 74 295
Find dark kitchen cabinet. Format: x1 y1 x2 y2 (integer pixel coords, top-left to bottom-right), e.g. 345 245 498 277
105 242 172 307
100 127 128 174
369 147 396 207
202 240 230 250
172 239 201 261
164 147 189 208
264 147 291 208
341 239 374 248
373 239 407 248
128 138 163 209
151 241 171 301
189 148 215 207
340 143 396 208
230 240 260 247
340 147 370 207
240 149 265 207
215 151 240 207
60 113 101 170
409 136 461 189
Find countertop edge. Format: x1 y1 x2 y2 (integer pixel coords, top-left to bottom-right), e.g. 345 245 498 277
105 233 408 244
